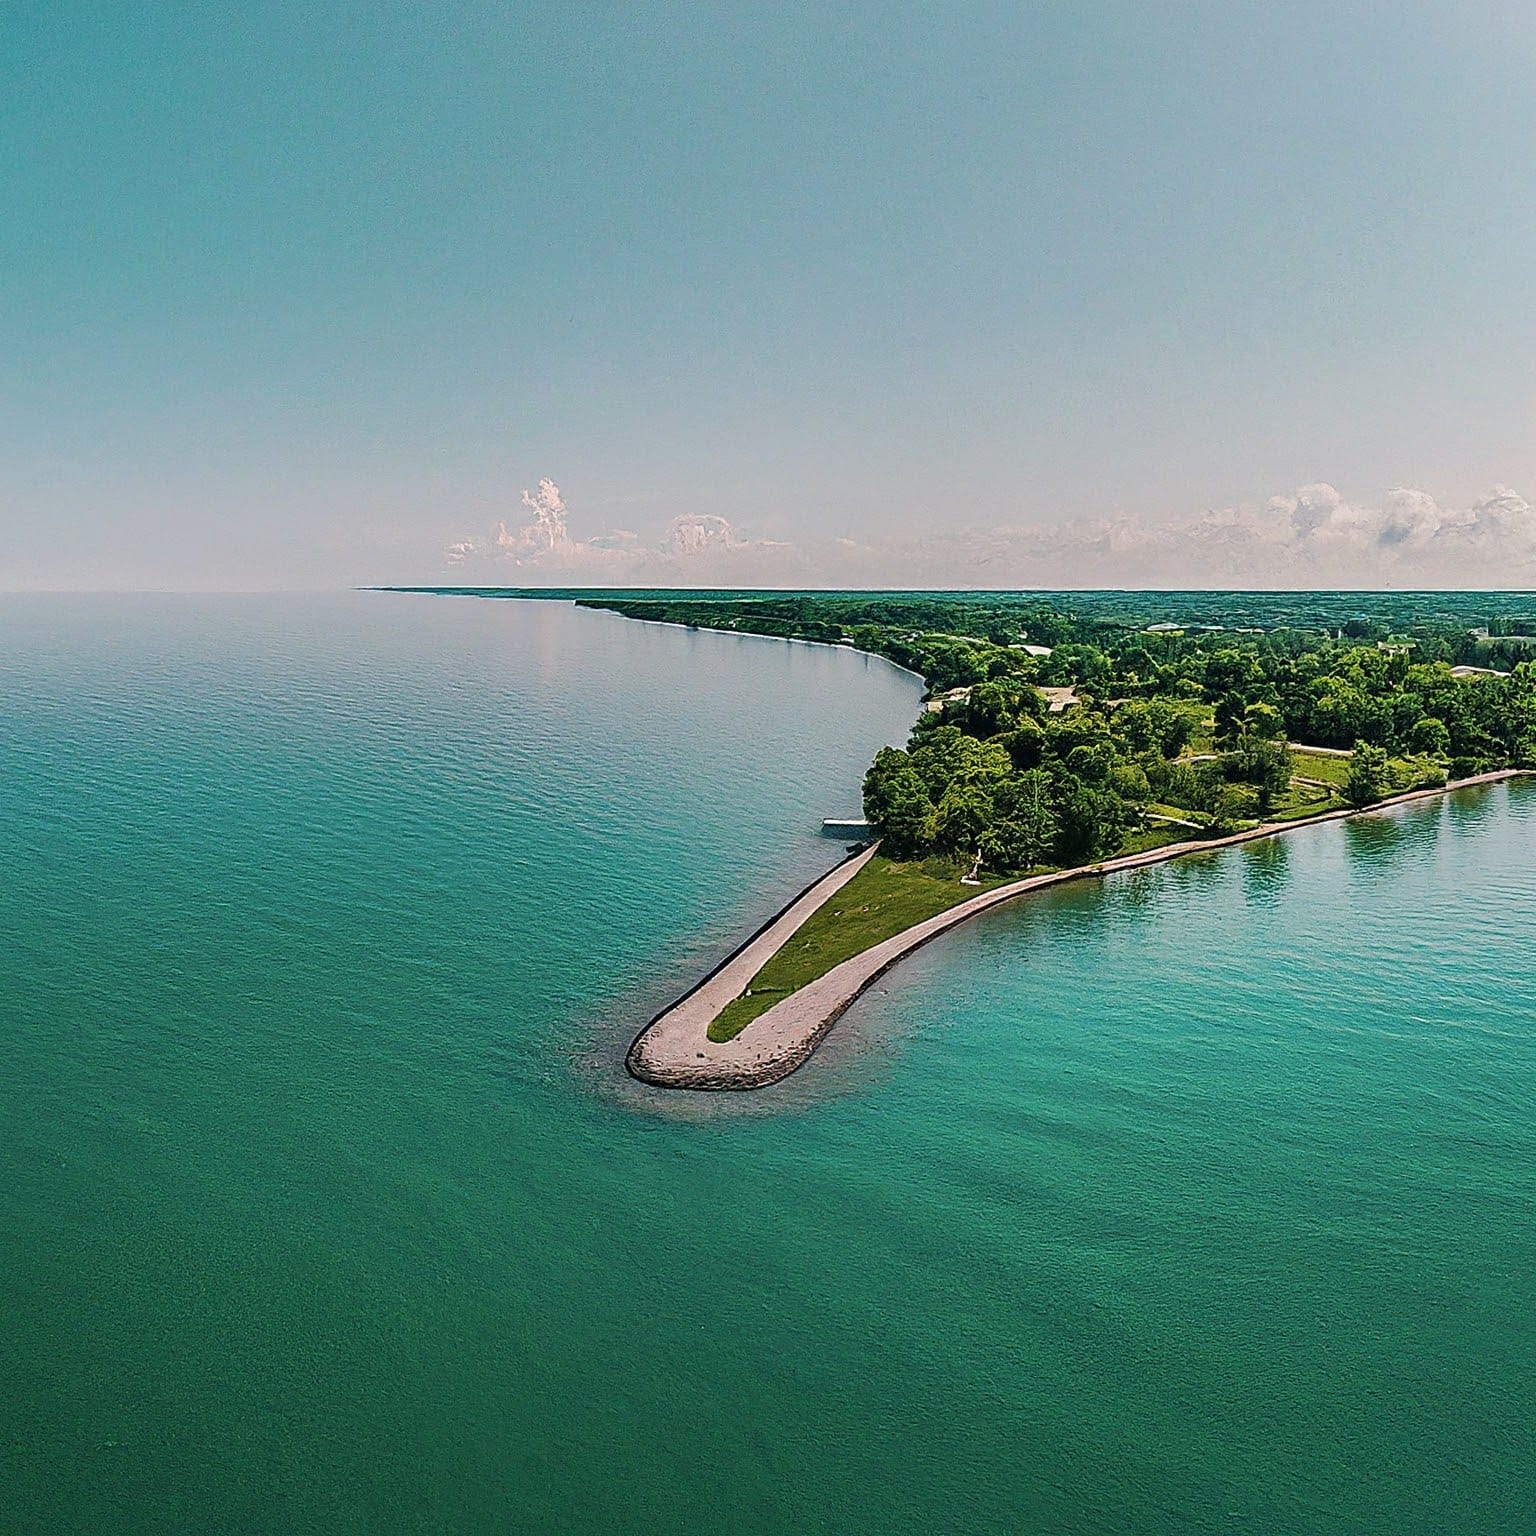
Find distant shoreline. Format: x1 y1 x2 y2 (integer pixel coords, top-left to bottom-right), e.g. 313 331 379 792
628 769 1529 1092
368 586 932 683
585 609 930 684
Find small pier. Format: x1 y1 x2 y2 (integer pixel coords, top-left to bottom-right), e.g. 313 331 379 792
820 817 871 838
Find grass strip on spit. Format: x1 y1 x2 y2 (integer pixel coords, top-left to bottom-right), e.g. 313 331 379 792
707 855 1015 1042
708 815 1262 1044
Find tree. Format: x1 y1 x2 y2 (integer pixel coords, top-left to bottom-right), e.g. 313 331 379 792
862 748 934 858
908 727 1011 798
1109 763 1151 805
1209 782 1260 832
1308 678 1372 747
1052 782 1130 864
1042 643 1110 691
932 781 995 856
1242 701 1285 741
1213 692 1247 746
960 677 1041 737
1149 699 1194 757
1407 716 1451 757
998 719 1046 771
1115 699 1191 757
1225 739 1293 813
1203 649 1255 698
1344 742 1389 807
1064 741 1115 783
982 771 1058 871
1147 756 1214 814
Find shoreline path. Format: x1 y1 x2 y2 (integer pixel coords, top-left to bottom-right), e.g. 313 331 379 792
627 769 1526 1091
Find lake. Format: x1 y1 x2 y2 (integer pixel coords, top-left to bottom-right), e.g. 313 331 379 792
2 593 1532 1534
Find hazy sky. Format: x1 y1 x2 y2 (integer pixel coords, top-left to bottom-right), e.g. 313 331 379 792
4 2 1536 590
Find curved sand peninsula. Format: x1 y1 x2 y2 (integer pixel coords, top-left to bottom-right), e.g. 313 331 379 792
628 769 1527 1091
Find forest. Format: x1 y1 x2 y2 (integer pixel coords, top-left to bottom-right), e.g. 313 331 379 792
580 592 1536 874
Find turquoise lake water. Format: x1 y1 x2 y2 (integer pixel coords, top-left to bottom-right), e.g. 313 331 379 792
2 594 1533 1534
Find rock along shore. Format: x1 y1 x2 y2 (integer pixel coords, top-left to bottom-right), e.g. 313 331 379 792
626 770 1527 1092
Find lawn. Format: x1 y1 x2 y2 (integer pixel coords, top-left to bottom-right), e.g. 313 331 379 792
1184 707 1219 755
1290 746 1446 798
1269 788 1340 820
1290 748 1352 787
707 855 1016 1041
1126 820 1212 853
1269 774 1341 820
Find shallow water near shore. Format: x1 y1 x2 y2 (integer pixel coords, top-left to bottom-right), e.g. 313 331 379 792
3 594 1534 1534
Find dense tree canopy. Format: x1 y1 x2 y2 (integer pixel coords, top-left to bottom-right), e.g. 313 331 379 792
582 593 1534 873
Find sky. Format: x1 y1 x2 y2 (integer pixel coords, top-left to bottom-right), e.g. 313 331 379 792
3 1 1536 591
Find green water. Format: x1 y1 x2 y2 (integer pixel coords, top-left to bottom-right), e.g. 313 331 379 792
2 595 1533 1534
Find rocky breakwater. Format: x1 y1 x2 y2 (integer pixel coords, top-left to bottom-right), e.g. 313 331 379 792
626 844 880 1090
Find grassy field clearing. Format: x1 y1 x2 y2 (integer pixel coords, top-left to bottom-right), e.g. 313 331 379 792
1291 748 1352 786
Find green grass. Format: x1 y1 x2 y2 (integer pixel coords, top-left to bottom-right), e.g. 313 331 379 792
1291 747 1447 798
1269 787 1341 820
705 756 1417 1045
1290 748 1352 787
707 855 1017 1041
1119 824 1200 855
1183 706 1218 755
1388 754 1449 792
1267 774 1343 820
1147 802 1206 826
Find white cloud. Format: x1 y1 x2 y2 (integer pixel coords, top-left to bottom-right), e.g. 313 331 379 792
660 514 743 556
861 483 1536 588
444 479 1536 588
445 481 802 582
